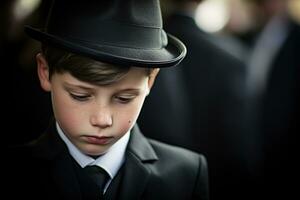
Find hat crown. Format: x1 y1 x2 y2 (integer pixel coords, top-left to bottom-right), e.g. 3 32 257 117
46 0 165 49
47 0 162 29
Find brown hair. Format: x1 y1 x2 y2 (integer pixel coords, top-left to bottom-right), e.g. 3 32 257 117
42 45 154 85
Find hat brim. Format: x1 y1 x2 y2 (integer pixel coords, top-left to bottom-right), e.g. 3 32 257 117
25 26 186 68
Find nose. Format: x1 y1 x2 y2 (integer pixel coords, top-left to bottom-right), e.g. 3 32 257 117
90 106 113 129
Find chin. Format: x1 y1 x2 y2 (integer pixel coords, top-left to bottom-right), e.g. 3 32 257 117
82 146 108 157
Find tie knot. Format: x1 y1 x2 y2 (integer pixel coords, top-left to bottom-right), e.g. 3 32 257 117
84 165 110 192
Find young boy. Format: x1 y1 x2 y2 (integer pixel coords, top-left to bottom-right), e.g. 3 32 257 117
6 0 209 199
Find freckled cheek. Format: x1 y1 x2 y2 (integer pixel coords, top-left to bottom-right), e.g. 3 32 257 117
62 114 81 127
117 122 132 137
52 96 86 134
115 103 143 133
116 114 135 133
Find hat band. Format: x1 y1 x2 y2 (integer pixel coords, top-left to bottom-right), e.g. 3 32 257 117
47 20 168 50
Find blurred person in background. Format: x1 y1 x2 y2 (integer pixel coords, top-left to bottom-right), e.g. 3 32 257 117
244 0 300 198
204 0 253 61
138 0 254 199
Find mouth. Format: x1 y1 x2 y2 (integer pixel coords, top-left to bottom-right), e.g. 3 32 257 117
83 135 114 145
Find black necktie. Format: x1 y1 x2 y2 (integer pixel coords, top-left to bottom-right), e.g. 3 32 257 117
84 165 110 194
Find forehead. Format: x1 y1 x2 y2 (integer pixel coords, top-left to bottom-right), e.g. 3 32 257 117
114 67 149 84
53 67 149 89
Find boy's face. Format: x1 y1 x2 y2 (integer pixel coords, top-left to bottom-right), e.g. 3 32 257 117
36 53 158 156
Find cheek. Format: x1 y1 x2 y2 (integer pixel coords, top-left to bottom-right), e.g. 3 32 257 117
51 92 85 133
115 96 146 132
58 112 82 130
116 107 139 132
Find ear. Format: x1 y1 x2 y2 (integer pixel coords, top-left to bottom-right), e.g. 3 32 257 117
36 53 51 92
147 68 160 95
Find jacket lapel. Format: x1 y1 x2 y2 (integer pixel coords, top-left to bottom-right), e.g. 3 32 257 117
118 125 158 200
32 121 82 200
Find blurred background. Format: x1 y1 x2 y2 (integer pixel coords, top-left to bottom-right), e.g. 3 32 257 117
2 0 299 199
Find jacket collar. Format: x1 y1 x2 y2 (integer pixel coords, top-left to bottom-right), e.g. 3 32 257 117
30 119 67 160
127 125 158 162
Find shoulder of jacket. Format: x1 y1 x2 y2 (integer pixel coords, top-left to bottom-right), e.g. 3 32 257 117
148 138 206 166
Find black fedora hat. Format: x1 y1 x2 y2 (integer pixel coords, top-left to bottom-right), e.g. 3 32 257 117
25 0 186 68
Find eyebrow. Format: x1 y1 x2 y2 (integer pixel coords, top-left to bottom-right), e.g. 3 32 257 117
115 88 141 94
63 81 141 94
63 82 95 91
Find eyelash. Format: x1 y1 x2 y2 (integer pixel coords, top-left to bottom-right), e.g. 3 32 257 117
115 96 134 104
69 93 135 104
69 93 90 102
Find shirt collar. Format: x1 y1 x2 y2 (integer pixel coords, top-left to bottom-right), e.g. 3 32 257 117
56 122 130 179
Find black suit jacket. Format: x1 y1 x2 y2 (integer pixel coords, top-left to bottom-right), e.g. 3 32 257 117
5 121 208 200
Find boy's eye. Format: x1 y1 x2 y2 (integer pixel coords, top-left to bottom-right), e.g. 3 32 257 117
69 93 91 101
115 96 135 103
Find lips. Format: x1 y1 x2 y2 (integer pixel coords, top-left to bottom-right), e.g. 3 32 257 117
84 135 113 145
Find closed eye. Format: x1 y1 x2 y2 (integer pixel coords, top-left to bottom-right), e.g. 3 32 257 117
69 93 91 102
114 95 135 104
